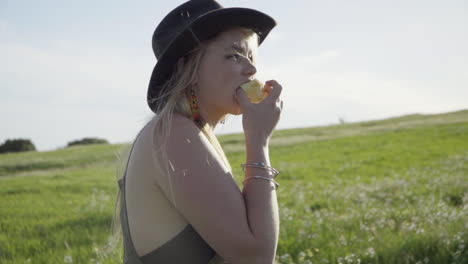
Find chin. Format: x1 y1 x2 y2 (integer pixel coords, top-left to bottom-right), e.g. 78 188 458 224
228 99 242 115
229 105 242 115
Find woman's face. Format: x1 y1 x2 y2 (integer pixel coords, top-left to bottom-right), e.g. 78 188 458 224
196 27 259 122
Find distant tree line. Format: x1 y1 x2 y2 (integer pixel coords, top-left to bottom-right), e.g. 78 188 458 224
0 137 109 154
66 137 109 147
0 139 36 154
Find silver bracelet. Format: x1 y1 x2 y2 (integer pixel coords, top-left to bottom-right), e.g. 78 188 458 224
241 162 280 178
242 176 280 190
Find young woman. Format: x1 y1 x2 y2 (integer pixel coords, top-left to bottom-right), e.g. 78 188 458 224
116 1 283 263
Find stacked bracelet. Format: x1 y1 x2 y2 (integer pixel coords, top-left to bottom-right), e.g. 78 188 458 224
241 162 279 178
243 176 280 189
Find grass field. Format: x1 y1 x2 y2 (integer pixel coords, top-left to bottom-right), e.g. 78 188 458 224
1 110 467 264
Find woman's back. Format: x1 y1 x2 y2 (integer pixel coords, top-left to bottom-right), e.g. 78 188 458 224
121 115 224 263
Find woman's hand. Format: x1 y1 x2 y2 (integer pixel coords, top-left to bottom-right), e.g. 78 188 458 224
236 80 284 146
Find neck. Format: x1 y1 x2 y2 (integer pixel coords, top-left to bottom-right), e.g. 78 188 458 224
191 89 225 129
199 107 224 129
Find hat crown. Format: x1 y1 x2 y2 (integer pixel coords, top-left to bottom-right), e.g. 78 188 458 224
152 0 223 59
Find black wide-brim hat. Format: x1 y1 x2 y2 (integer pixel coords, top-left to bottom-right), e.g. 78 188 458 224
147 0 276 113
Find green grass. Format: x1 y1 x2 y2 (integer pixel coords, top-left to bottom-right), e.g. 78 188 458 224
1 110 467 264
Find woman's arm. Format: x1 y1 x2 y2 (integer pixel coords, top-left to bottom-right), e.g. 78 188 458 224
159 116 263 264
239 80 283 263
242 141 280 263
157 81 282 264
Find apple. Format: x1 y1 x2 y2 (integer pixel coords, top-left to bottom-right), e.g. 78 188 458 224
240 79 267 103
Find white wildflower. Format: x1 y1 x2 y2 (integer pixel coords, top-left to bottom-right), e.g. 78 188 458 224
64 255 73 263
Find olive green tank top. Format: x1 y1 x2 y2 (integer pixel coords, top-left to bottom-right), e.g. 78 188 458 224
118 177 217 263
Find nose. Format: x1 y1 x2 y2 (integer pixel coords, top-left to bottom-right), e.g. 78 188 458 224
242 60 257 77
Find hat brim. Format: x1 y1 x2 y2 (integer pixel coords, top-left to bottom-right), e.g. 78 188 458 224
147 7 276 112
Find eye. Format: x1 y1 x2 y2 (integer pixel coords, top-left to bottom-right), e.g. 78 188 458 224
226 54 242 61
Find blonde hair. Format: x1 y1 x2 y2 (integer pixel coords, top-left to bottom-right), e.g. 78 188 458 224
152 40 231 173
104 27 258 260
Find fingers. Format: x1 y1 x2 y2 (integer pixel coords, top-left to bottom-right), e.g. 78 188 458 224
263 80 282 104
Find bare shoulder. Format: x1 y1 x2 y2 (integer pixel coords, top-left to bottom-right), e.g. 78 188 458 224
168 113 201 139
170 111 194 128
165 112 222 170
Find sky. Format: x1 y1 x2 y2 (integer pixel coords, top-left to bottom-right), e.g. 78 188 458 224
1 0 467 151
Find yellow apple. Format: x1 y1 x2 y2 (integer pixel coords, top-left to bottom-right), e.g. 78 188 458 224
240 79 267 103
